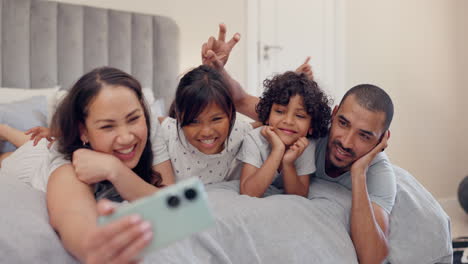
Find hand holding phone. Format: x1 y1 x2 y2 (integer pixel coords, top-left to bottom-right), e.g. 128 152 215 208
98 177 215 256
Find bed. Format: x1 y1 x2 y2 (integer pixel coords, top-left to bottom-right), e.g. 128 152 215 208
0 0 453 263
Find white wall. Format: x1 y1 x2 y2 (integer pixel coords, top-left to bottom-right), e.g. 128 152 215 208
457 0 468 189
345 0 467 199
48 0 248 87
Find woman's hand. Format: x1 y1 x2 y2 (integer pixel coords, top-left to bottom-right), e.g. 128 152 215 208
25 126 54 147
83 199 152 264
72 149 122 184
282 137 309 165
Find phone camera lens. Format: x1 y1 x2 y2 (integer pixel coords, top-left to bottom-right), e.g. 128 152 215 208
184 188 197 200
167 195 180 208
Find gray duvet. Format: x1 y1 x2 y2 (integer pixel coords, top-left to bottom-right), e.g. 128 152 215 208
0 166 452 263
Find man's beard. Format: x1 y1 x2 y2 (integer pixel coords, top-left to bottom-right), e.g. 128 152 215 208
328 139 356 170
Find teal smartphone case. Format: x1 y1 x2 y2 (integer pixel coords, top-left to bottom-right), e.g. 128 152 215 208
98 177 215 255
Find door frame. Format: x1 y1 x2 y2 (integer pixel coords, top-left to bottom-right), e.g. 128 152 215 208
245 0 346 101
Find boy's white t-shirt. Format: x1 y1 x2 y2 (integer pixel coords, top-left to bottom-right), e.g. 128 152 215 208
152 117 253 184
237 126 317 189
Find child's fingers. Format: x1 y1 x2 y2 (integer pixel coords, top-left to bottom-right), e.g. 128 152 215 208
289 145 298 152
25 127 37 135
33 137 41 146
303 56 311 65
297 137 309 148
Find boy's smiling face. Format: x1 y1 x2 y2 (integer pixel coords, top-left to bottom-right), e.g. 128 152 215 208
267 94 312 146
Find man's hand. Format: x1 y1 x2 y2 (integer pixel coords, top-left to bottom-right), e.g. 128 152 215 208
351 131 390 177
282 137 309 165
201 23 240 69
295 57 313 80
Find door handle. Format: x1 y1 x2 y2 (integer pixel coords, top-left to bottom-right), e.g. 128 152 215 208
263 45 283 60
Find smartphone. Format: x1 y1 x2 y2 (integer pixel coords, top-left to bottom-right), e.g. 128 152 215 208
98 177 215 256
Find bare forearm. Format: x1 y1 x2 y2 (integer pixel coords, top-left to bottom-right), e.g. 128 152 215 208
240 152 283 197
219 68 259 120
350 173 389 263
281 164 309 197
47 167 98 262
54 214 98 262
0 124 29 147
109 165 159 201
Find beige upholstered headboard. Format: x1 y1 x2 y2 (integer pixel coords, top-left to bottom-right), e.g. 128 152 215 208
0 0 179 107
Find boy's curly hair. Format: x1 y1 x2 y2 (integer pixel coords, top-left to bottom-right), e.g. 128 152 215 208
256 71 332 139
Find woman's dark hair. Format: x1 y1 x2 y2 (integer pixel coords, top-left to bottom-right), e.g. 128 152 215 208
50 66 163 187
256 71 332 139
173 65 236 138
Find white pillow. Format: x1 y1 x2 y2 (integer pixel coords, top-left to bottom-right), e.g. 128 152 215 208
150 98 166 118
0 86 60 124
142 88 155 104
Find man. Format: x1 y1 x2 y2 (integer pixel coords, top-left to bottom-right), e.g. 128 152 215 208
202 24 396 264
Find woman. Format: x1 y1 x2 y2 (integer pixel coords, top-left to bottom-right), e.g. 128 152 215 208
46 67 174 263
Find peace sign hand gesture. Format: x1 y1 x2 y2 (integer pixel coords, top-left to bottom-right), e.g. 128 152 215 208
201 23 240 70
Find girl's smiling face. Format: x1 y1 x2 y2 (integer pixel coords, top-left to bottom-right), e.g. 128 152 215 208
80 84 148 168
267 94 312 146
181 103 231 155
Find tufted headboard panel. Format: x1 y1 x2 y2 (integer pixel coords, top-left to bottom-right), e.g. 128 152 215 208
0 0 179 106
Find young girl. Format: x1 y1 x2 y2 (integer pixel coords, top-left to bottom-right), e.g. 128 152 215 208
238 71 331 198
152 65 257 184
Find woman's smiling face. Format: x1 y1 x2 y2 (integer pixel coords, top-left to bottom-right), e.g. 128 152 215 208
80 84 148 169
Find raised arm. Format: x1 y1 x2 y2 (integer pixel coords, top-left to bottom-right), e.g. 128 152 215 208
201 24 260 120
47 164 152 262
349 131 391 263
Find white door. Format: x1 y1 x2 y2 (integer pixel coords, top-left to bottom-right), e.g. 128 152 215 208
246 0 345 101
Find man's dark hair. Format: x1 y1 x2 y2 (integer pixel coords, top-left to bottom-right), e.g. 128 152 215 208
340 84 394 131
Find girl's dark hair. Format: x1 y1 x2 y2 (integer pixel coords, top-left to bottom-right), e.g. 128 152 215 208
50 66 163 187
174 65 236 137
256 71 332 139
